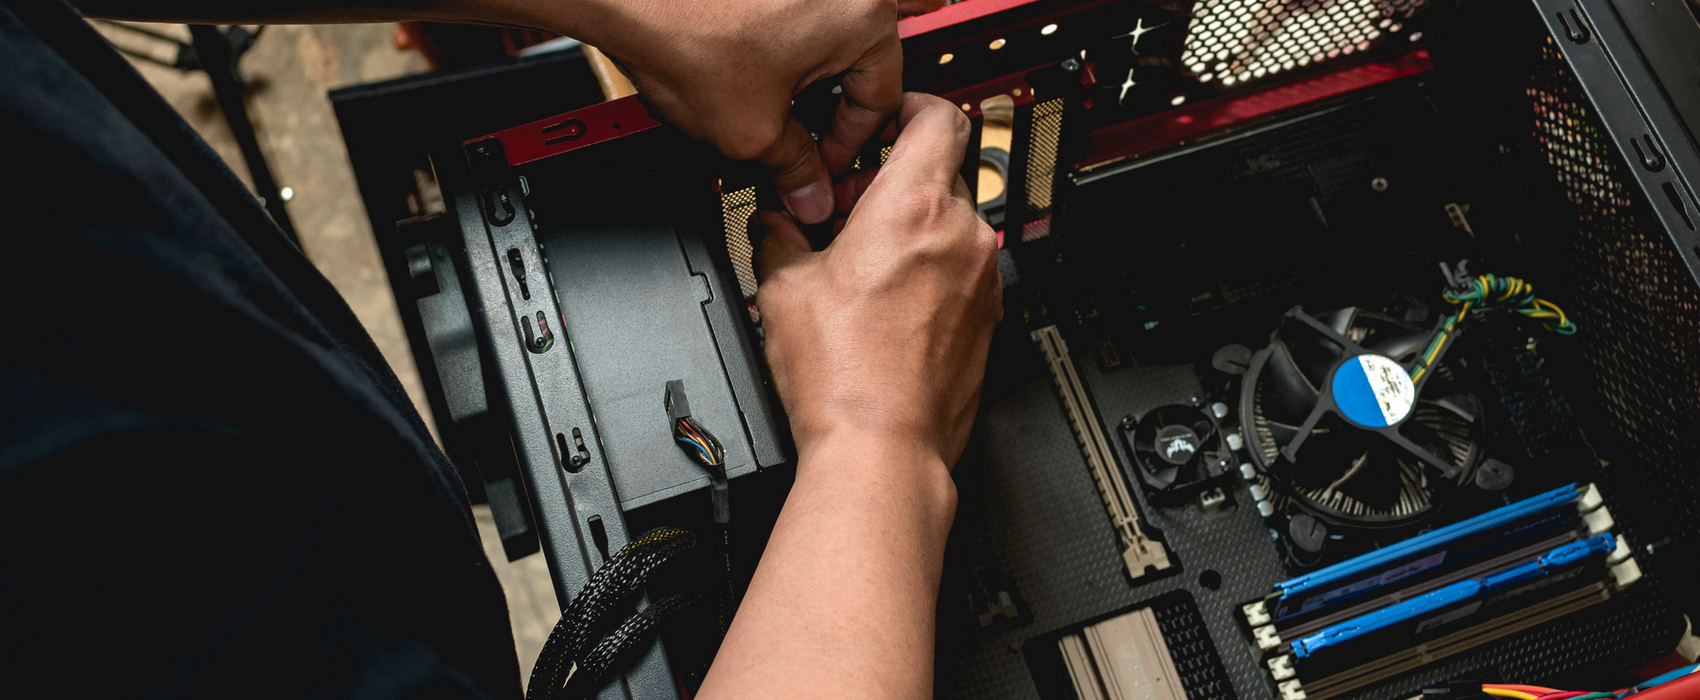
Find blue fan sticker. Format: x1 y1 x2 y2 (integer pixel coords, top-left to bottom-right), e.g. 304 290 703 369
1331 354 1416 428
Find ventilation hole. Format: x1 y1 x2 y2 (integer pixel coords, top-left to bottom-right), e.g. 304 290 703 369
1022 98 1065 242
1178 0 1427 88
719 186 760 301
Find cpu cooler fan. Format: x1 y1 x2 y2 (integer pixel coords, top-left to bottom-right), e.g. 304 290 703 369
1240 306 1481 528
1130 404 1227 494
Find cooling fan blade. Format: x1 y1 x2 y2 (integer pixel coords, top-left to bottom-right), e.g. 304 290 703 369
1244 305 1483 529
1129 404 1226 495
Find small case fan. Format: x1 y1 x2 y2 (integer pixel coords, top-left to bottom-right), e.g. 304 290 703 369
1130 404 1225 493
1240 306 1482 527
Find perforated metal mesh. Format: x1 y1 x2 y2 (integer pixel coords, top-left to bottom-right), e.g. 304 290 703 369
1151 593 1238 700
719 186 759 300
1023 98 1064 242
1525 38 1700 545
1180 0 1426 89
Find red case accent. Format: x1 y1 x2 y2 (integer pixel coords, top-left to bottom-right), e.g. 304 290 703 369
465 95 661 167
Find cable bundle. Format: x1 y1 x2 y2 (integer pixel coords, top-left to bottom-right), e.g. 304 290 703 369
1465 663 1700 699
1445 274 1577 336
1411 273 1577 384
527 527 702 700
674 415 725 469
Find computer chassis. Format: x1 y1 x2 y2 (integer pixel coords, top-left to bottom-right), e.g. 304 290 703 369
332 0 1700 698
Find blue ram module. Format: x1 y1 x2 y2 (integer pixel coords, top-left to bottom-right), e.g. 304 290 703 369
1291 533 1614 658
1270 484 1588 622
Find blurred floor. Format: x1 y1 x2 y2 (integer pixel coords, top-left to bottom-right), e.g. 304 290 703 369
92 20 560 690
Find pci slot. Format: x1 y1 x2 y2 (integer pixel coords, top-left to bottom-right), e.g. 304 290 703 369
1034 325 1171 580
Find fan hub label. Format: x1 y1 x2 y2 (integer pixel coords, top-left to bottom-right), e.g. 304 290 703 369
1331 354 1415 428
1156 425 1201 465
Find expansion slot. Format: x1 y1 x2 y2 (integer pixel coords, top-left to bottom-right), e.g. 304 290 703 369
1035 326 1171 580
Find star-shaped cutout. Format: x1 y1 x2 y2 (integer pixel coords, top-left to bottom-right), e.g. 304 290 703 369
1118 69 1138 106
1113 17 1167 54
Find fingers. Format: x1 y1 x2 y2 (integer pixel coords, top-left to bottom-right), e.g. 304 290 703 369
896 0 949 15
833 166 883 216
881 93 974 190
755 210 812 283
819 33 904 177
762 117 836 225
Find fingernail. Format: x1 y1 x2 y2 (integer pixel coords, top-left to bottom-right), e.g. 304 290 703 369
782 179 834 225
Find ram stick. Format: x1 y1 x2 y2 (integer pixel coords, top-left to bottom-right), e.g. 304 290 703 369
1263 483 1601 627
1283 534 1614 686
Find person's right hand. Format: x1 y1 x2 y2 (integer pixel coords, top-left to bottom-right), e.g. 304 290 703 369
513 0 947 225
753 93 1002 471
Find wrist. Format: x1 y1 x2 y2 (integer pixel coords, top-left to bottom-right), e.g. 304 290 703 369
793 427 958 524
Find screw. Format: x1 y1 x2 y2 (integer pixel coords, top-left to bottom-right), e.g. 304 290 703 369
1371 177 1389 192
569 454 589 468
1061 58 1082 72
1121 415 1136 429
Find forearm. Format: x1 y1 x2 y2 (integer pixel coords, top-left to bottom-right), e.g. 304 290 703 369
68 0 618 44
697 431 958 700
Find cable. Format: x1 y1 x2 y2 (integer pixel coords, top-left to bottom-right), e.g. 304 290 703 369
528 527 701 700
1483 689 1540 700
664 380 737 634
558 591 706 697
1410 273 1578 384
1489 685 1564 695
1628 663 1700 693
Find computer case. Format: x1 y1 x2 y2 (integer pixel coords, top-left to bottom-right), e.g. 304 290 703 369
332 0 1700 698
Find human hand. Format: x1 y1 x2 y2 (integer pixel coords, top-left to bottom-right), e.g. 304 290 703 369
753 93 1002 471
513 0 946 224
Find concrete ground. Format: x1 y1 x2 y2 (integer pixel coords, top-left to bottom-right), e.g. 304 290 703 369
93 20 560 690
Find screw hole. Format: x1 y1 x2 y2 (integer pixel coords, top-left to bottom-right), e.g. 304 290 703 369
1199 570 1222 591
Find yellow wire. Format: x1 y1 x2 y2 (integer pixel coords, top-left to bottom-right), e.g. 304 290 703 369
1482 689 1538 700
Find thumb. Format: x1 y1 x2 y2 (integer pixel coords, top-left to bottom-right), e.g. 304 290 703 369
762 117 836 225
755 210 812 283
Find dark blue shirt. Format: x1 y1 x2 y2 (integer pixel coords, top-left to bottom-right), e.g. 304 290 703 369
0 0 519 696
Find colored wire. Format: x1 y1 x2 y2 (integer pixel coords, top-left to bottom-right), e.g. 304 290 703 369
673 417 724 467
1483 689 1540 700
1489 685 1564 695
1411 273 1578 383
1630 663 1700 692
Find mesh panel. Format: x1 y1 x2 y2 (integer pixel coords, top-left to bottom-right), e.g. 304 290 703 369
1526 38 1700 544
1181 0 1427 89
1150 593 1238 700
720 186 759 301
1023 98 1064 242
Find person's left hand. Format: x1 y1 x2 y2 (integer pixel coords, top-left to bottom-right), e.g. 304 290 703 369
496 0 947 224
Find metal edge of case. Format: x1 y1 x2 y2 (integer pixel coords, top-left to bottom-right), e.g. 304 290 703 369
1532 0 1700 288
436 138 677 700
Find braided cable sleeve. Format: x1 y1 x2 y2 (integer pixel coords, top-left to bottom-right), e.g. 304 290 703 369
527 527 699 700
560 592 707 700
